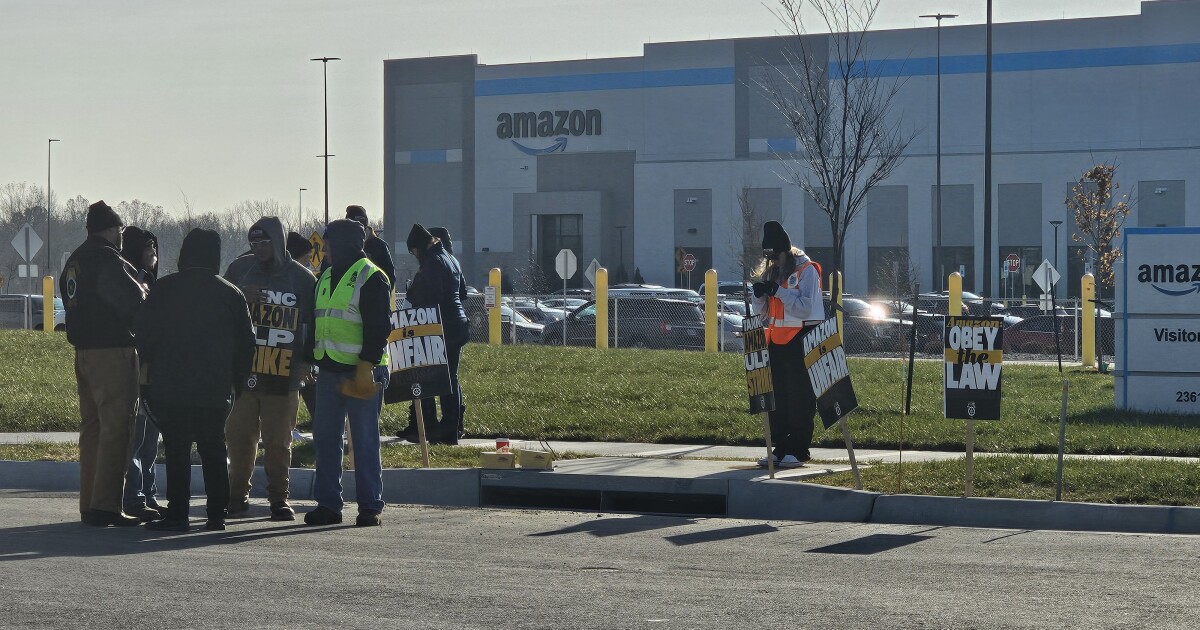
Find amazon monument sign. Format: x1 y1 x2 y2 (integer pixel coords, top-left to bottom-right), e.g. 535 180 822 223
1116 227 1200 414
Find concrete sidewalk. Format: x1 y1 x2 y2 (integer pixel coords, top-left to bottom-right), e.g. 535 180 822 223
4 431 1200 535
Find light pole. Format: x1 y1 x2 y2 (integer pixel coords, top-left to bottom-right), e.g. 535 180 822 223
47 138 60 276
614 225 626 270
1049 219 1063 296
311 57 340 224
920 13 956 292
983 0 994 298
299 187 307 231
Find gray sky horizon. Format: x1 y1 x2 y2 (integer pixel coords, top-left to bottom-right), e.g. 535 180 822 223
1 0 1153 225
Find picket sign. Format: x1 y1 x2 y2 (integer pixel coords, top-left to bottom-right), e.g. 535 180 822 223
943 315 1005 497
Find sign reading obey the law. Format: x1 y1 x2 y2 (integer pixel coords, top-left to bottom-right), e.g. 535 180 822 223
802 317 858 428
944 316 1004 420
383 306 452 404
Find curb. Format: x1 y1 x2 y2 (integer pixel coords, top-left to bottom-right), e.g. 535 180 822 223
3 459 1198 535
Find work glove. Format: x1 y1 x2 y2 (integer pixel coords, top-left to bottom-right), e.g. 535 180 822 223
752 281 778 298
340 361 379 400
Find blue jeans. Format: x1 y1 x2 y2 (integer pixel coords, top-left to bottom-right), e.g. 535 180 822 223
123 404 161 510
312 366 388 514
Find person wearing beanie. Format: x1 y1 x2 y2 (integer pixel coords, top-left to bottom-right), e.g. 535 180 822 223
750 220 824 469
60 200 148 527
428 226 453 255
223 217 317 522
137 228 256 532
286 231 314 267
305 219 391 527
346 205 396 289
403 223 470 445
117 226 165 521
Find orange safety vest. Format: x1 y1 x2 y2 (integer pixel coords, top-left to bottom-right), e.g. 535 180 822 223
766 260 823 344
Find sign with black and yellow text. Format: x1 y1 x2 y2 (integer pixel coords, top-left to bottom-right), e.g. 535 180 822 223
248 289 301 394
384 306 452 404
802 317 858 429
742 315 775 414
943 316 1004 420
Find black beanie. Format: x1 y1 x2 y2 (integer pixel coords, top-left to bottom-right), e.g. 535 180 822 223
761 221 791 253
346 205 369 227
177 228 222 274
324 219 366 267
428 227 452 254
286 232 312 259
86 201 123 233
406 224 434 251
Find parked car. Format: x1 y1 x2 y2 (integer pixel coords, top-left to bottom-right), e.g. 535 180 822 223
871 300 942 352
1003 315 1115 355
541 298 706 350
608 284 700 302
698 281 750 299
511 297 568 325
836 298 913 353
538 297 589 312
918 291 1022 327
0 294 65 331
463 296 544 344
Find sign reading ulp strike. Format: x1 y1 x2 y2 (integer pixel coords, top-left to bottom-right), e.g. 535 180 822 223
742 314 775 414
383 306 452 404
944 316 1004 420
802 317 858 428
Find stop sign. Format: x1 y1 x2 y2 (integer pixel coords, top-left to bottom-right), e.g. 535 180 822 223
1005 254 1020 274
682 253 697 272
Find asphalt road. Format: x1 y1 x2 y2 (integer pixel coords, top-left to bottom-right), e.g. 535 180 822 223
1 493 1197 629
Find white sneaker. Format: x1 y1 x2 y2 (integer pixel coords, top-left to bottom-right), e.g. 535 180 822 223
778 455 805 469
756 455 779 468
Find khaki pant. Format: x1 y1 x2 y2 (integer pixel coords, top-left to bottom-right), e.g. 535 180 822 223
226 390 299 504
75 347 139 514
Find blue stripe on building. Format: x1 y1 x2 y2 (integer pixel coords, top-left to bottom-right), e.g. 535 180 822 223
476 67 735 96
847 42 1200 78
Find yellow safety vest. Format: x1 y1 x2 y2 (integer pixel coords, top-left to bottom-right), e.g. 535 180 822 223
314 258 389 367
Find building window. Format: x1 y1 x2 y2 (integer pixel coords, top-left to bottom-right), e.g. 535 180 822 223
868 247 913 298
538 214 583 288
934 247 974 293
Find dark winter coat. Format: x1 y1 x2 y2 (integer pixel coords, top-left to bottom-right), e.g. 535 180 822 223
61 234 147 349
364 233 396 289
406 241 468 339
136 229 256 412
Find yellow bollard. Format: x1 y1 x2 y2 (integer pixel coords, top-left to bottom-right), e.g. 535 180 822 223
948 272 963 317
596 267 609 349
829 271 843 334
704 269 718 352
42 277 55 332
488 268 502 346
1082 273 1096 369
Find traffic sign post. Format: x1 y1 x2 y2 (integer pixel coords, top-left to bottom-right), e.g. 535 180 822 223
555 249 577 346
584 258 600 288
11 224 44 320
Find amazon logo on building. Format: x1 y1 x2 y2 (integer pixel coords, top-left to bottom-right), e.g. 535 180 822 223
1138 263 1200 296
496 109 601 154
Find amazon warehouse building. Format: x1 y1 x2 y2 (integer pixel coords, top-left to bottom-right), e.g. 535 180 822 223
383 0 1199 298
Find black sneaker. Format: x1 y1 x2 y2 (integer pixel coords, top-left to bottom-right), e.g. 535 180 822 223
227 499 251 517
303 506 342 526
81 509 142 527
355 510 382 527
205 519 226 531
145 518 189 532
270 501 296 521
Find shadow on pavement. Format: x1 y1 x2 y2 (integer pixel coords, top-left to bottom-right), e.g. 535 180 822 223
528 514 695 538
664 523 778 546
806 533 932 555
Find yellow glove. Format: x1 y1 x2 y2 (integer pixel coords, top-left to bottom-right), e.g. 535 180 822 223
340 361 378 400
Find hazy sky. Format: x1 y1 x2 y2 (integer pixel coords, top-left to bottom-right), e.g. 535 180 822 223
1 0 1151 221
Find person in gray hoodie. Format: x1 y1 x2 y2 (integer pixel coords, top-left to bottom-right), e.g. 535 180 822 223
223 217 317 521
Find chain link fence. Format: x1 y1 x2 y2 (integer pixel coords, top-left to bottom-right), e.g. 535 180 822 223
437 289 1117 364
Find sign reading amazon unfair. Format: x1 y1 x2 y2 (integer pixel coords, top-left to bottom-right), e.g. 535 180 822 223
802 317 858 428
384 306 452 404
944 316 1004 420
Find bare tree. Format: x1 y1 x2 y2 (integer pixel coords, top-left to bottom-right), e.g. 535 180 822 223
760 0 916 282
1067 163 1132 289
728 184 764 283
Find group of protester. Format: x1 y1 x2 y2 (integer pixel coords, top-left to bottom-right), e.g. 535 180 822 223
62 199 469 532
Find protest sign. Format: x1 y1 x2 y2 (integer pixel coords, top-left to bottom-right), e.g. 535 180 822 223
802 317 859 429
742 314 775 414
384 306 453 404
246 289 303 394
943 316 1004 420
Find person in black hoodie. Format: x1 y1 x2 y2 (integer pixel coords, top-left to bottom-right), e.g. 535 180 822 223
404 224 469 445
137 228 256 532
305 219 391 527
61 201 147 527
118 226 166 521
346 205 396 289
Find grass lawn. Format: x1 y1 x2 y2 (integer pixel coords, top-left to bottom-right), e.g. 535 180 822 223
4 330 1199 455
812 455 1200 506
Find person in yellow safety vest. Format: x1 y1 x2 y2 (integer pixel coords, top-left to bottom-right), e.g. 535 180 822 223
750 221 824 469
303 219 392 528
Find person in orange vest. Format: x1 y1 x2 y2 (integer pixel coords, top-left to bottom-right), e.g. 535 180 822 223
750 221 824 468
